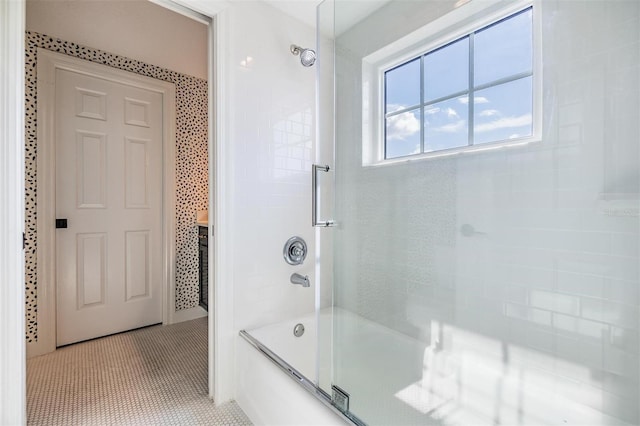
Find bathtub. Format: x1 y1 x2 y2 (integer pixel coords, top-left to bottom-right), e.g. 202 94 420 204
239 307 633 426
237 308 428 426
237 309 348 426
243 311 318 380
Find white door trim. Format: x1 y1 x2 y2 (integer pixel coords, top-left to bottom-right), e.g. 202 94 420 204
152 0 233 403
29 49 177 358
160 0 235 404
154 0 234 404
0 0 26 422
211 8 236 405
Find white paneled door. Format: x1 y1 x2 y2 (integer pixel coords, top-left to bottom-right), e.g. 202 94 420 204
55 69 163 346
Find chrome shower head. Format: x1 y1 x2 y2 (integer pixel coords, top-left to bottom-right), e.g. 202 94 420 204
290 44 316 67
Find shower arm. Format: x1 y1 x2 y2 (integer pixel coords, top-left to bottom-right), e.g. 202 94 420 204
312 164 335 228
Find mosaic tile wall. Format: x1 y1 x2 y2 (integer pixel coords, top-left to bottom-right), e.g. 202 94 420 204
25 31 208 342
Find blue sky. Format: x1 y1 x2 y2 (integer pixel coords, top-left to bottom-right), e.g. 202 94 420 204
385 7 533 159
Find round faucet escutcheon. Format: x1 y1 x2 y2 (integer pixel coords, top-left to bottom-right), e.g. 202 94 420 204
283 236 307 265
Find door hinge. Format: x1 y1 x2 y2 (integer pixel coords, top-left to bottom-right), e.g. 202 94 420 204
331 385 350 414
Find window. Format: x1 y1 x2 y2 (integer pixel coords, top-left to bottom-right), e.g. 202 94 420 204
375 5 536 161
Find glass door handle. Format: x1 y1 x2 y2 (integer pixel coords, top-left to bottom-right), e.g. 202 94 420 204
312 164 335 227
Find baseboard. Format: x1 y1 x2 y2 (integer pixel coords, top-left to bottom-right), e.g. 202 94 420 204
27 339 55 359
26 307 206 358
171 305 208 324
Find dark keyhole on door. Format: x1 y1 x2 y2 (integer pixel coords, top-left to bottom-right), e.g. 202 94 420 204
56 218 68 229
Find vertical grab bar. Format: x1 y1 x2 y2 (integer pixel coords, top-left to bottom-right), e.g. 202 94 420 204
312 164 335 227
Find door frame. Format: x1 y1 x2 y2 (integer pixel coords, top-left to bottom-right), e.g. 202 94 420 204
29 49 177 358
0 0 26 422
151 0 229 402
151 0 232 402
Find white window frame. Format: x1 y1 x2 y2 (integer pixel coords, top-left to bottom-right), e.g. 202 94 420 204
362 0 542 166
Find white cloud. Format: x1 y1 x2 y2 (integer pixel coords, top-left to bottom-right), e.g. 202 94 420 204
434 120 466 133
425 107 440 115
475 114 532 133
387 103 408 114
386 111 420 140
458 96 489 105
445 107 459 118
479 109 500 117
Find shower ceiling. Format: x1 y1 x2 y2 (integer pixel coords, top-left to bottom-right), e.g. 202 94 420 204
262 0 391 35
167 0 392 37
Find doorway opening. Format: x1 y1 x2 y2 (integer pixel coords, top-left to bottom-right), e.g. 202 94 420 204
25 0 216 421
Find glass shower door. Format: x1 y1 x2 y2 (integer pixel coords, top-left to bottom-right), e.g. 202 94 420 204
320 0 640 424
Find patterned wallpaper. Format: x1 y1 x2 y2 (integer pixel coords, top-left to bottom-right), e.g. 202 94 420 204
24 31 209 342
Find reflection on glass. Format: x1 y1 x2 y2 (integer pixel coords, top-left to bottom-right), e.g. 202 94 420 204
330 0 640 425
474 76 532 144
474 7 533 86
385 58 421 113
424 97 468 152
424 36 469 102
386 109 421 158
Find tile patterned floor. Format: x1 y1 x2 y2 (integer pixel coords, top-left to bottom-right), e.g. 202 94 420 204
27 318 251 425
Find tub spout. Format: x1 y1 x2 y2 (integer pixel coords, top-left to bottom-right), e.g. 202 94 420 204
290 273 310 287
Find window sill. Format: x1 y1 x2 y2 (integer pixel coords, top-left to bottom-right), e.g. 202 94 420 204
364 136 541 168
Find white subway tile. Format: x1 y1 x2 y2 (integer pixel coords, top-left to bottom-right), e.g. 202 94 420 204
531 290 580 316
605 278 639 306
608 42 640 72
511 265 556 290
559 102 583 126
557 270 604 299
581 298 639 329
602 371 639 399
610 232 639 258
604 342 639 377
609 326 639 354
553 313 607 340
602 391 639 425
525 326 555 353
558 124 583 146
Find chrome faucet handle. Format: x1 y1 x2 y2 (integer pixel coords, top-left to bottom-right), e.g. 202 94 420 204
283 236 307 265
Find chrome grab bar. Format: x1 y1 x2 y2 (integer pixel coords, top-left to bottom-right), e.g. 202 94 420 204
312 164 335 227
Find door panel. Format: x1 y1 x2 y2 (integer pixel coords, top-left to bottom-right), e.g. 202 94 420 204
76 233 107 308
75 87 107 121
124 137 150 208
56 67 163 346
75 130 107 208
125 230 151 301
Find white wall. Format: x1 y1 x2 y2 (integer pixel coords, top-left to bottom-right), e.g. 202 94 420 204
224 1 317 333
216 0 322 417
26 0 207 80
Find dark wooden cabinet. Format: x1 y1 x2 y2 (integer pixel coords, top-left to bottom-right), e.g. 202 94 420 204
198 225 208 311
